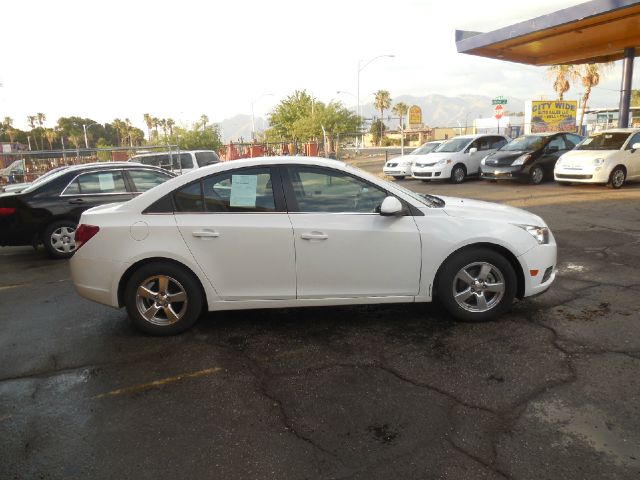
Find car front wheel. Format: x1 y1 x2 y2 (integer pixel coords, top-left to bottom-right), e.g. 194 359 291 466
436 247 517 322
124 262 203 335
608 166 626 189
529 165 544 185
450 165 466 184
43 220 77 259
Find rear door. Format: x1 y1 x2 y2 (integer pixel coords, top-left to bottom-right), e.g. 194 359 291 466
173 166 296 300
60 169 133 218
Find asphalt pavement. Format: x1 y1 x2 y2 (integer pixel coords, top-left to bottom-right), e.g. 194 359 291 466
1 167 639 479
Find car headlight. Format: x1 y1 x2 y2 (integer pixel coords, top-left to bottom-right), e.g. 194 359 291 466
514 224 550 244
592 158 605 166
436 158 452 165
511 154 532 166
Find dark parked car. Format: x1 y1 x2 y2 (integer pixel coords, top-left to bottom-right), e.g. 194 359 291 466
480 132 583 184
0 162 175 258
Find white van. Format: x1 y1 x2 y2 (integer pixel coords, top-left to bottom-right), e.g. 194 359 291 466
129 150 220 175
411 134 509 183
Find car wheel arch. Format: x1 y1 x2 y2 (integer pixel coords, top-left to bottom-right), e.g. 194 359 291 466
432 242 525 300
117 257 209 310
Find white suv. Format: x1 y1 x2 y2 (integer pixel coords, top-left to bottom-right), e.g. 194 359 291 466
554 128 640 189
411 134 509 183
129 150 220 175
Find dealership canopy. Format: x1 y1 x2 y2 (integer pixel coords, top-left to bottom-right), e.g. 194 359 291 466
455 0 640 127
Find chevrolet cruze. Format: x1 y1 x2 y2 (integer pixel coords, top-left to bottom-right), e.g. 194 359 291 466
70 157 557 335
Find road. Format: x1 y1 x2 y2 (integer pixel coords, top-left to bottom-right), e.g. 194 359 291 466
1 169 639 479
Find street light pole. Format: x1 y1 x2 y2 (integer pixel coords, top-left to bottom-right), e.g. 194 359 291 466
357 54 394 151
83 122 102 148
251 93 275 141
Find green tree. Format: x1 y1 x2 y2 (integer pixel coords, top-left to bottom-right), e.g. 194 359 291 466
44 129 57 149
631 89 640 107
392 102 409 129
173 122 222 151
267 90 315 142
143 113 153 141
369 119 386 146
374 90 391 145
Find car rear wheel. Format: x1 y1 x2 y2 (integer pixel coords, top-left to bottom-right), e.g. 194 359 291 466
529 165 544 185
608 166 626 189
124 262 203 335
449 165 466 184
42 220 77 259
436 247 517 322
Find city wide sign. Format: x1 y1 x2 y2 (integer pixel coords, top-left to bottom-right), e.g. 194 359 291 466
530 101 577 132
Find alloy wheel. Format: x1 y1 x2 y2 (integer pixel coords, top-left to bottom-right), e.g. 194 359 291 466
452 261 505 312
611 168 625 188
135 275 188 326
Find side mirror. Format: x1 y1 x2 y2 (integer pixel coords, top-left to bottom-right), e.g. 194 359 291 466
468 147 478 154
379 196 404 216
632 142 640 150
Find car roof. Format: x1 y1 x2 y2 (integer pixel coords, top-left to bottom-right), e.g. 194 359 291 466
130 150 216 158
592 128 640 134
62 161 170 172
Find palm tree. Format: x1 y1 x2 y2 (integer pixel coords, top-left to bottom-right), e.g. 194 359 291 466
152 117 160 137
374 90 391 145
143 113 153 142
392 102 409 129
2 117 15 144
44 129 57 149
27 115 37 129
546 65 576 101
69 134 82 149
160 118 168 139
166 118 175 137
36 113 46 150
200 114 209 131
576 63 611 132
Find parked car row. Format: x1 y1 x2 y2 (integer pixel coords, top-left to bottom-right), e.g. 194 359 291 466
384 128 640 189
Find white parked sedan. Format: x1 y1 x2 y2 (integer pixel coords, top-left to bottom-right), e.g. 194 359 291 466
70 157 557 335
554 128 640 188
383 141 442 179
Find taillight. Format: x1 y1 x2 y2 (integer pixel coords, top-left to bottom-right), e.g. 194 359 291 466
75 224 100 250
0 207 16 216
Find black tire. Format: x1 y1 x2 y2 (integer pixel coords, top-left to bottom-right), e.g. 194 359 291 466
393 176 405 180
124 262 204 335
435 247 517 322
529 165 544 185
449 164 466 184
42 219 78 259
608 166 626 189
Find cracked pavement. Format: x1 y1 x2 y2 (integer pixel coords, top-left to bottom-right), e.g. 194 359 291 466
1 178 639 479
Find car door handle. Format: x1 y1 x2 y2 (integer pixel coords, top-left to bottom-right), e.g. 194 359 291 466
300 232 328 240
192 230 220 238
68 198 85 204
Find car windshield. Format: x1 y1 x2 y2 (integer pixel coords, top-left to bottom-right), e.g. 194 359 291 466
411 142 440 155
501 135 546 152
576 132 630 150
435 138 471 153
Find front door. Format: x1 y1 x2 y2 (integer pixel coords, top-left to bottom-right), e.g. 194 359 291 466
283 165 421 299
174 167 296 300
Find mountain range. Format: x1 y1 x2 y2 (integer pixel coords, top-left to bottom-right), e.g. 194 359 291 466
217 94 526 142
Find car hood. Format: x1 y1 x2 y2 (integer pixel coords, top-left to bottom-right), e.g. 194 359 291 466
386 153 433 164
484 151 525 166
439 195 545 225
558 149 619 163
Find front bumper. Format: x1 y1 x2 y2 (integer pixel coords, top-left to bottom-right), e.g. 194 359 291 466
480 165 526 180
517 241 557 298
383 164 412 176
411 164 449 180
554 165 609 184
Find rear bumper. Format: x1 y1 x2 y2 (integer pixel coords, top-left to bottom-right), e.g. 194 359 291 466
70 254 126 308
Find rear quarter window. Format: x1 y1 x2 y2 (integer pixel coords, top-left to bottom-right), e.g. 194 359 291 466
195 151 220 166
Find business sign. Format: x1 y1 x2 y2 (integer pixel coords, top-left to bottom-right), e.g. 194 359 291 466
492 96 508 105
408 105 422 127
494 104 505 120
530 100 577 132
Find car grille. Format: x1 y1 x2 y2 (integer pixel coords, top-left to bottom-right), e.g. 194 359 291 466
556 173 593 179
415 162 436 168
414 172 432 177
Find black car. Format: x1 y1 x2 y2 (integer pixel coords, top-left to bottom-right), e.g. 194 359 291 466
480 132 583 184
0 162 175 258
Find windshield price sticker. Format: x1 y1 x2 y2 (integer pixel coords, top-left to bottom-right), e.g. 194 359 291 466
230 175 258 207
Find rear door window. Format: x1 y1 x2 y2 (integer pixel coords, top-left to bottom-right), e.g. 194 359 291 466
127 169 172 192
64 170 128 195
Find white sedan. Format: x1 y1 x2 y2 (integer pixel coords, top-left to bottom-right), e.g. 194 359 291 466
70 157 557 335
554 128 640 188
382 141 442 179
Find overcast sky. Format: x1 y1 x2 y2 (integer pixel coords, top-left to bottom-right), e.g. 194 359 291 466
1 0 633 131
